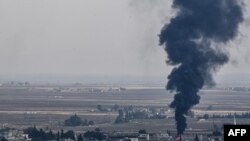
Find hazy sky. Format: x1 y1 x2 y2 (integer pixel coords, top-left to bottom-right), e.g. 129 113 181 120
0 0 249 83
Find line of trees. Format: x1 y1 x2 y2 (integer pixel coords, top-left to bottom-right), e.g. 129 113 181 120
24 127 95 141
24 127 55 141
24 127 84 141
0 137 7 141
83 128 106 141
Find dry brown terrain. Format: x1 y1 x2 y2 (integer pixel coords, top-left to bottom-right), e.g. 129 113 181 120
0 87 249 132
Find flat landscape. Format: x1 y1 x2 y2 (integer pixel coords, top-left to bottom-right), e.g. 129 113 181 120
0 86 249 132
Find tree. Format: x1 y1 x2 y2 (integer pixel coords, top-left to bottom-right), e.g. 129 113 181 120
84 128 105 141
56 131 60 141
203 114 209 120
0 137 8 141
139 129 147 134
95 128 101 132
115 109 125 123
97 105 102 111
214 137 220 141
63 130 75 140
207 105 213 110
82 119 88 126
194 134 199 141
24 127 56 141
60 129 64 138
77 134 84 141
113 104 119 111
47 130 55 140
88 120 95 125
65 114 82 126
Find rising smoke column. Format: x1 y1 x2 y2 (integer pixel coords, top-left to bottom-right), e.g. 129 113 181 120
159 0 244 134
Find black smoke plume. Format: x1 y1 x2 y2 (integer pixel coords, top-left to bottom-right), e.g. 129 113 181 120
159 0 244 134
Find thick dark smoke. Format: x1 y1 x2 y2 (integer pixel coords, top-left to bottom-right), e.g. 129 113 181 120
159 0 244 134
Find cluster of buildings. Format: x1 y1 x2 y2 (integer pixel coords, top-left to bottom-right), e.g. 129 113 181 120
106 131 223 141
106 132 173 141
0 81 30 87
0 128 224 141
50 87 127 94
223 86 250 92
0 129 31 141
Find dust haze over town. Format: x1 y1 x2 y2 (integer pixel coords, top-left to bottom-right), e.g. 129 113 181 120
0 0 250 141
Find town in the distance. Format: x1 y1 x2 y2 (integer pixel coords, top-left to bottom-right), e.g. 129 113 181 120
0 81 249 141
